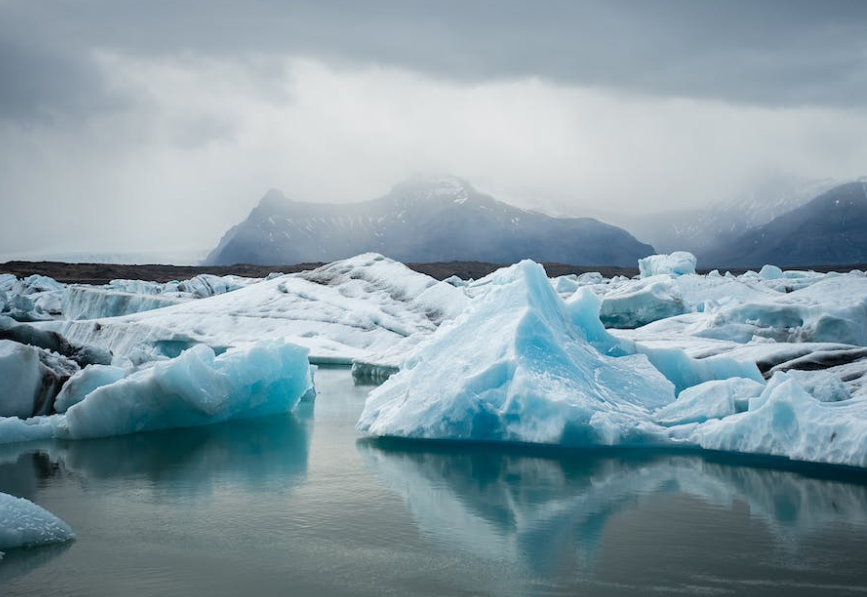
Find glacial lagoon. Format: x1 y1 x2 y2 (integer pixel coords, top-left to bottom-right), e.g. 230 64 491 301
2 369 867 597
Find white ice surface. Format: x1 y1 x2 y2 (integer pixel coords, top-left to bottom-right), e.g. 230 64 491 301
45 254 468 366
638 251 697 278
61 274 253 320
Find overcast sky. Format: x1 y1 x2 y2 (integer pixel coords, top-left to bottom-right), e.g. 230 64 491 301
2 0 867 258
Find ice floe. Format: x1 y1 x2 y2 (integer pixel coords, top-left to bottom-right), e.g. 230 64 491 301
0 339 313 443
46 254 468 366
0 492 74 550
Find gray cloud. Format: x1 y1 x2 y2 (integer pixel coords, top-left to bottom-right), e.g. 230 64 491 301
1 0 866 259
1 0 866 125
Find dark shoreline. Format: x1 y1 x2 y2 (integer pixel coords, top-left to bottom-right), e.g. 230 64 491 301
0 259 640 283
2 259 865 284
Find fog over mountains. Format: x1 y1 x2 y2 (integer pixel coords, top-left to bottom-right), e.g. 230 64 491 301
206 177 654 266
703 180 867 267
206 175 867 269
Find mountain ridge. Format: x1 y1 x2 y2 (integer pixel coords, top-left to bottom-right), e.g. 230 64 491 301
704 180 867 268
206 176 655 266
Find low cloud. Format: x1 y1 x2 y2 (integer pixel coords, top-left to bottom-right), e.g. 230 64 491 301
2 55 866 256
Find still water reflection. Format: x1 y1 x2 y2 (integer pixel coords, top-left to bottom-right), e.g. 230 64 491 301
1 369 866 596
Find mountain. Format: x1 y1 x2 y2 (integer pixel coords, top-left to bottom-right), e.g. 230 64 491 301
703 180 867 268
206 176 655 266
609 177 839 256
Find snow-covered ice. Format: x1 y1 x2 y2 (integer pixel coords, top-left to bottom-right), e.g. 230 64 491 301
0 492 74 550
46 254 468 366
62 273 252 320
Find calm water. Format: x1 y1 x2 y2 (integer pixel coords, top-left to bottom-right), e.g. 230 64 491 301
2 368 867 596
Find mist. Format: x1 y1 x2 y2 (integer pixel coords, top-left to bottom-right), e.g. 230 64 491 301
1 1 866 259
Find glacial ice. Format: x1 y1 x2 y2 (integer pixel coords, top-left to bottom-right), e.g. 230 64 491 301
5 251 867 470
358 257 867 469
61 274 251 320
598 277 686 328
357 260 757 445
682 372 867 468
64 339 313 439
0 339 314 443
0 492 75 550
654 378 765 426
0 340 79 418
46 254 468 367
638 251 697 278
53 364 126 413
0 274 64 322
62 287 185 320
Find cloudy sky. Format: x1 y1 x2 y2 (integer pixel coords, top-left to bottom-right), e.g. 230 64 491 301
2 0 866 259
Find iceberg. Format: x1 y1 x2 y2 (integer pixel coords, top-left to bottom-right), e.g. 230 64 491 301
0 338 314 444
0 492 74 550
684 372 867 468
0 340 79 418
0 274 64 322
46 254 468 367
61 274 251 320
62 286 186 320
358 260 680 445
53 364 127 413
638 251 697 278
64 339 313 439
357 258 867 468
597 277 686 328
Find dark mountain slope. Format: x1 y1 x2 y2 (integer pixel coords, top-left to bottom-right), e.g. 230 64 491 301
704 181 867 268
206 176 655 266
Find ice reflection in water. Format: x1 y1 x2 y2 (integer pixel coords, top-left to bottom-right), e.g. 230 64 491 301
360 439 867 591
2 369 867 596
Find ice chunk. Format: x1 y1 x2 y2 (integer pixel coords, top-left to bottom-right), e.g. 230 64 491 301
0 340 78 418
0 316 111 367
357 261 676 446
48 254 468 368
781 370 850 403
0 492 74 550
0 275 64 322
54 364 126 413
759 264 784 280
688 372 867 468
598 277 685 328
654 378 765 426
565 289 764 394
64 339 313 439
61 274 251 320
62 286 186 320
638 251 697 278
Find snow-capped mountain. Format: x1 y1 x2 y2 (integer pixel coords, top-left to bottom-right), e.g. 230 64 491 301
206 176 655 266
704 180 867 267
613 177 840 257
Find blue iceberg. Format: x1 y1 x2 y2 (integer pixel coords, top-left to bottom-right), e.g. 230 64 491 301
357 260 757 446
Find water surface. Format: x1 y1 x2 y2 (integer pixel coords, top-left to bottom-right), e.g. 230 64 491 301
2 368 867 596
